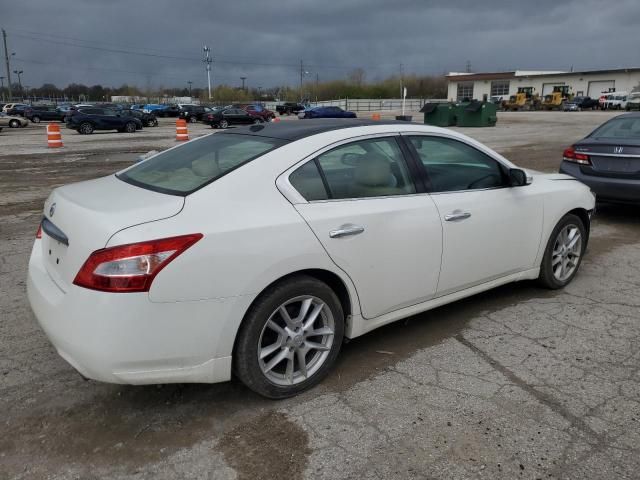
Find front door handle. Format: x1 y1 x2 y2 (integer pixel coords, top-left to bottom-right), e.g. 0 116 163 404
329 224 365 238
444 211 471 222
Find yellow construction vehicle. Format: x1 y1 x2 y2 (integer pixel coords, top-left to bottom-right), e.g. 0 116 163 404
541 86 573 110
503 87 540 111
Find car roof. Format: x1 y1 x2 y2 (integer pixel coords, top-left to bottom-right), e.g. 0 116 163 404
218 118 420 141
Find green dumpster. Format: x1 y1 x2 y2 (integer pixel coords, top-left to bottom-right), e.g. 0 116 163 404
420 102 456 127
455 100 497 127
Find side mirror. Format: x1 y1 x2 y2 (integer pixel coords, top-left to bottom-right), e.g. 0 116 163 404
509 168 532 187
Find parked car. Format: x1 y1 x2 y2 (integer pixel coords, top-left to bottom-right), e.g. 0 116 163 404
28 119 595 398
142 104 168 115
203 107 262 128
239 104 276 122
563 96 598 111
625 92 640 111
598 92 615 110
24 106 67 123
606 93 629 110
3 103 30 116
0 112 29 128
178 104 210 123
123 108 159 127
560 112 640 203
155 104 180 117
276 102 306 115
65 107 142 134
301 106 357 119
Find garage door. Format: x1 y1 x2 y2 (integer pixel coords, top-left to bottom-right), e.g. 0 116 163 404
542 83 565 96
588 80 615 98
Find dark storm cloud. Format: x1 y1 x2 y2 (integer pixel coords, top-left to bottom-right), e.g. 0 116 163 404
1 0 637 89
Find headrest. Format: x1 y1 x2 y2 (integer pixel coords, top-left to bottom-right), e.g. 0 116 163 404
192 157 222 178
354 154 393 187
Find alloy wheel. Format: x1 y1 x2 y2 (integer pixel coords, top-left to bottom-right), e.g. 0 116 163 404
551 224 582 282
258 295 335 386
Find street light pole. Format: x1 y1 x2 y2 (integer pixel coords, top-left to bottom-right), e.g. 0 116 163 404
240 77 246 91
187 81 193 98
203 46 212 100
13 69 23 97
0 76 5 102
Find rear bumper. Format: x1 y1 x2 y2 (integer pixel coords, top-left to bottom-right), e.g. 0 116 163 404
27 241 253 385
559 162 640 203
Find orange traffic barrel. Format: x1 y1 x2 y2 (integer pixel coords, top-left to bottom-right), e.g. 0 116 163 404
176 118 189 141
371 112 381 121
47 123 63 148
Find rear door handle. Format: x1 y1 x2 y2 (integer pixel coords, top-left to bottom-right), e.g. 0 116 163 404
444 211 471 222
329 224 365 238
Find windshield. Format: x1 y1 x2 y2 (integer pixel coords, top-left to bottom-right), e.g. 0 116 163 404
118 133 286 195
590 117 640 140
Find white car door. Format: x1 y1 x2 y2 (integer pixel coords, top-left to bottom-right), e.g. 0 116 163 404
405 135 543 296
288 135 443 319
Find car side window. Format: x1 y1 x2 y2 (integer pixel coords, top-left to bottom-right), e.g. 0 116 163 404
289 160 329 201
290 137 416 201
409 136 507 193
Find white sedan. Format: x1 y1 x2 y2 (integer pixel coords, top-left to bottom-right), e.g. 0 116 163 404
27 120 595 398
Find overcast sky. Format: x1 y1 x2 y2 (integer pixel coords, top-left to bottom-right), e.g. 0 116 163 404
1 0 638 90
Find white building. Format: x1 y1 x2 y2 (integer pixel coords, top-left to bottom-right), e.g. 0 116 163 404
446 68 640 101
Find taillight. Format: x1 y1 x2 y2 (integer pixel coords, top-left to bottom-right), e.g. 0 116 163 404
73 234 203 293
563 146 591 165
36 224 42 239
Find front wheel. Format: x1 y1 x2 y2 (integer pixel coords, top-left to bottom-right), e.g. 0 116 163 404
234 275 345 399
9 119 20 128
78 122 94 134
124 122 136 133
219 119 229 129
31 116 41 123
538 214 586 289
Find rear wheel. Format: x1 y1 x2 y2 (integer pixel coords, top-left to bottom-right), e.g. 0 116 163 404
234 275 344 398
538 214 586 289
9 119 20 128
124 122 136 133
78 122 93 134
31 116 41 123
219 119 229 129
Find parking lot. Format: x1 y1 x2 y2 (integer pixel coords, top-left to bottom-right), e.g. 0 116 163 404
1 111 639 479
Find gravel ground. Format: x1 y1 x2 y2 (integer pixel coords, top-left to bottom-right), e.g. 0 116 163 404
1 111 638 479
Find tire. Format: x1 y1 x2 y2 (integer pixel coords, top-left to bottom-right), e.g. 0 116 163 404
538 213 586 289
124 122 136 133
150 118 158 127
9 119 20 128
219 119 229 129
234 275 345 399
31 116 41 123
189 116 197 123
78 122 93 134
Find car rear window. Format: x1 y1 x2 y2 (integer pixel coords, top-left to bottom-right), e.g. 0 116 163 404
117 133 286 195
590 117 640 140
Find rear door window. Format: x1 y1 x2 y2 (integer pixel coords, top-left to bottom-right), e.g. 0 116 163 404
118 134 286 195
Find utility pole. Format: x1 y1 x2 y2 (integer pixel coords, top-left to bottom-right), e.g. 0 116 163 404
2 29 12 101
465 60 472 73
203 46 212 100
187 81 192 98
0 76 4 102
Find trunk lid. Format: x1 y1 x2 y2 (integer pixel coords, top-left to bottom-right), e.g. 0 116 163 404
41 175 184 291
575 139 640 177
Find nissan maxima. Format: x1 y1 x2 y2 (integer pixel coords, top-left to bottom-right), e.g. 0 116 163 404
28 120 595 398
560 112 640 203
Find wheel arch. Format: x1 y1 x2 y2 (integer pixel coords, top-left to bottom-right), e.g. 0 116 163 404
567 207 591 246
231 268 357 358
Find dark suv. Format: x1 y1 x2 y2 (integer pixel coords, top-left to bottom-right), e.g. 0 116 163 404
24 106 67 123
178 105 209 122
66 107 143 134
